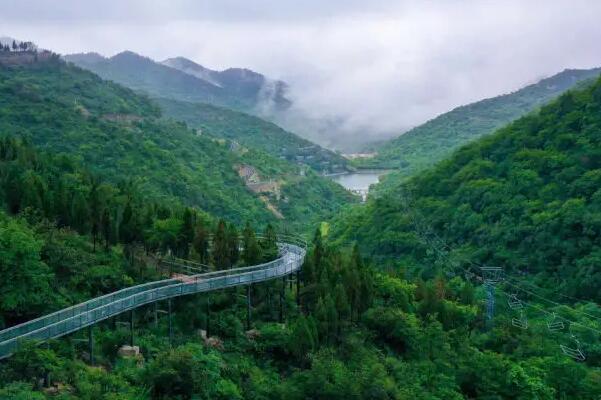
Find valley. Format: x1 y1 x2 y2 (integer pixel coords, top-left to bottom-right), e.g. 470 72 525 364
1 18 601 400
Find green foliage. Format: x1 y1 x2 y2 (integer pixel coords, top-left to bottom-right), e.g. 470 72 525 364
357 68 601 181
1 54 600 400
1 240 599 399
0 382 45 400
334 76 601 303
157 97 348 174
142 344 225 399
0 216 52 319
0 60 353 233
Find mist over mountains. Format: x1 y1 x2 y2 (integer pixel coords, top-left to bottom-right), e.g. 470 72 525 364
63 51 291 118
63 50 371 151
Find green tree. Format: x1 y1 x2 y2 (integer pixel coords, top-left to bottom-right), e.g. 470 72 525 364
289 315 316 364
227 224 240 267
212 219 230 269
178 208 195 258
0 217 53 321
0 382 45 399
193 222 210 264
260 223 278 261
7 342 62 389
242 222 260 266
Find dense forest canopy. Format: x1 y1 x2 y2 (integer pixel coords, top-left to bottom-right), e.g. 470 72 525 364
0 59 355 232
332 76 601 303
156 97 348 174
0 44 600 399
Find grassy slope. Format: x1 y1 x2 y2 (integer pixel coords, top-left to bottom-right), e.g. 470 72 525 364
332 76 601 301
357 68 601 180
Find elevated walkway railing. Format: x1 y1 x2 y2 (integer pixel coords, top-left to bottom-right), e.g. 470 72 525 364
0 236 306 359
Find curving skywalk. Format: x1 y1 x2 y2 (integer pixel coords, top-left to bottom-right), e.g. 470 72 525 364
0 236 306 359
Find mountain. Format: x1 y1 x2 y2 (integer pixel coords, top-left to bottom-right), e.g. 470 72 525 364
63 51 349 173
2 47 600 400
156 97 348 173
0 54 355 231
163 56 291 113
332 74 601 302
356 67 601 179
63 51 291 115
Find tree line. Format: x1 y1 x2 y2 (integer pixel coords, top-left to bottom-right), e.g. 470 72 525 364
0 136 278 266
0 40 36 53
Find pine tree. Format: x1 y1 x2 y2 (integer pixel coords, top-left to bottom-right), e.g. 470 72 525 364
242 222 260 266
312 228 324 272
88 179 102 252
178 208 195 258
227 224 239 267
120 201 135 244
260 223 278 261
71 191 90 234
459 281 475 305
101 208 111 251
193 222 209 264
333 283 351 323
212 219 229 269
290 315 316 364
314 297 329 343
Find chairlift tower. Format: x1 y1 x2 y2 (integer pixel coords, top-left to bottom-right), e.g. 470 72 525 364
481 267 503 328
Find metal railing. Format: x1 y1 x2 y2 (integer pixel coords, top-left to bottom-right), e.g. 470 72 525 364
0 237 306 359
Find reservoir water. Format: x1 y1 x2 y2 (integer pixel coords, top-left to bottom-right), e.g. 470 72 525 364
330 170 391 200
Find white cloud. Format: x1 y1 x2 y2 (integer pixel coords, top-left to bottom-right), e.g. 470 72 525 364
2 0 600 149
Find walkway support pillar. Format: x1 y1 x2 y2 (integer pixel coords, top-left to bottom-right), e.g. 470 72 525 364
154 302 159 329
206 295 211 338
246 285 252 330
168 298 173 346
296 270 301 307
130 309 134 346
279 278 284 323
88 326 94 365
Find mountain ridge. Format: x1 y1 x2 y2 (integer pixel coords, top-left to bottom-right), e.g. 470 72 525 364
63 50 291 115
0 55 355 231
356 67 601 180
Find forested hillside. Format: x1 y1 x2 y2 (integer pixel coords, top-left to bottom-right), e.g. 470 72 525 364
357 68 601 180
65 52 348 174
1 43 599 400
0 57 354 231
0 136 285 326
333 75 601 303
157 97 348 174
2 226 600 399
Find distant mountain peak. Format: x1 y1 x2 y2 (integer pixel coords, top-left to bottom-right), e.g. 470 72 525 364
161 56 222 87
65 49 292 115
63 52 106 65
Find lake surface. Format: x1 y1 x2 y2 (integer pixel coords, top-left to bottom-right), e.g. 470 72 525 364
331 170 390 192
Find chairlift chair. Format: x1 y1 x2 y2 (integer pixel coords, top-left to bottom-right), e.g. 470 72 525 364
508 294 524 310
560 335 585 361
511 310 528 329
480 267 503 284
546 313 565 332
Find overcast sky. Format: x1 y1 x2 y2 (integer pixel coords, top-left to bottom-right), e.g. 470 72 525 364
2 0 601 146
